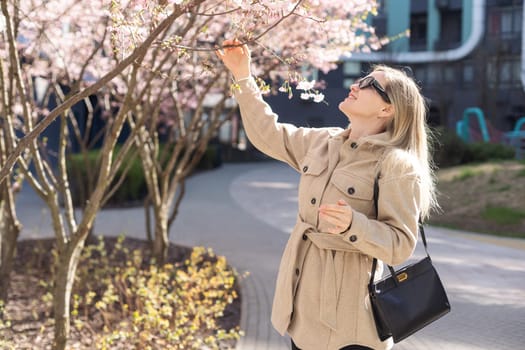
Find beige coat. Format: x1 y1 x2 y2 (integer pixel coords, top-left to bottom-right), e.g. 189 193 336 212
234 78 422 350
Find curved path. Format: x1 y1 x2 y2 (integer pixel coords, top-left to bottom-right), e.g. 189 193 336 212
18 161 525 350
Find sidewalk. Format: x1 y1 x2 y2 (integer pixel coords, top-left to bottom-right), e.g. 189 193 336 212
18 161 525 350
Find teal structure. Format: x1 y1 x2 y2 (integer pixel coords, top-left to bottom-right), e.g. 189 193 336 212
456 107 490 143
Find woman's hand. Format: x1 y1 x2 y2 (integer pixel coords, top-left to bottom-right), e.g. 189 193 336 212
319 199 354 235
215 38 252 81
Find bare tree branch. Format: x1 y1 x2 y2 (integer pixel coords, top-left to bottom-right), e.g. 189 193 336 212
0 3 198 184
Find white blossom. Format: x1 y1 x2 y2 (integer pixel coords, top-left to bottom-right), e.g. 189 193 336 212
313 93 325 103
300 92 311 100
296 80 316 91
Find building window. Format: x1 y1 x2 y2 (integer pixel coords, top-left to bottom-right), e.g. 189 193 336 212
488 6 522 38
512 10 522 33
427 66 441 84
439 9 462 49
462 63 474 84
342 62 363 89
343 79 354 89
487 59 521 88
343 62 361 76
413 66 427 86
444 66 456 83
410 13 428 51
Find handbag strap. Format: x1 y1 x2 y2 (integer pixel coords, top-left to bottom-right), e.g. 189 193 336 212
369 174 430 286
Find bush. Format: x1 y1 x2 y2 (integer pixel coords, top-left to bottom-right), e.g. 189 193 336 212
432 127 516 168
67 144 222 207
462 142 516 164
67 149 147 207
39 236 242 349
432 127 469 168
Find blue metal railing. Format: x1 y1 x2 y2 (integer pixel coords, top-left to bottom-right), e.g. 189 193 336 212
456 107 490 143
503 117 525 160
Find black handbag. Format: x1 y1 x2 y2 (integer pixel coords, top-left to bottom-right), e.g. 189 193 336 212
368 175 451 343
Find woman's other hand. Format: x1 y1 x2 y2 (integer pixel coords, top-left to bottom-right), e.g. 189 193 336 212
215 38 251 81
318 199 354 235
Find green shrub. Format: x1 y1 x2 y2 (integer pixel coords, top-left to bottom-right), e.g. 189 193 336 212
67 149 147 207
432 127 469 168
432 127 516 168
462 142 515 164
67 144 222 207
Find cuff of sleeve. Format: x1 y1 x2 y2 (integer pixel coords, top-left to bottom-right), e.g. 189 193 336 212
340 210 369 247
235 76 252 83
233 76 258 95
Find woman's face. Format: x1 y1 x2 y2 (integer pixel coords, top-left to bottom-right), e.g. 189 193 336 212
338 71 390 120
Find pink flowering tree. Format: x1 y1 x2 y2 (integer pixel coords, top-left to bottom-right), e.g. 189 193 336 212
113 0 383 263
0 0 207 348
1 0 384 347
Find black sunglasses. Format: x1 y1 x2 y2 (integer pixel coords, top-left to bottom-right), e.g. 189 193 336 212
356 76 391 104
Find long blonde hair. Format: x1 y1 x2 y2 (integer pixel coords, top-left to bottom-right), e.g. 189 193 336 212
368 65 438 219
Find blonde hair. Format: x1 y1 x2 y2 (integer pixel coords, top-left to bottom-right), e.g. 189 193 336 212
368 65 438 219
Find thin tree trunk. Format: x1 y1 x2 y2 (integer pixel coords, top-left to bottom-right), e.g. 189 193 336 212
153 206 169 265
52 240 85 350
0 200 20 303
0 139 22 303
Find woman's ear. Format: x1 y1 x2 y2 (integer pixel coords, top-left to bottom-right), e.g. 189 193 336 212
379 104 395 119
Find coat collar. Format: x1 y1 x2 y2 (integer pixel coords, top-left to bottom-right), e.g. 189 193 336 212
331 128 391 146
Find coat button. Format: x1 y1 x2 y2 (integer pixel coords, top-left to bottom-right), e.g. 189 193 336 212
295 268 300 276
311 198 316 205
351 142 358 149
303 166 309 173
302 234 308 241
349 235 358 242
347 187 355 195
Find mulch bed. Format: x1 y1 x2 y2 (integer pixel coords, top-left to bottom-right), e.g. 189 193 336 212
0 237 241 349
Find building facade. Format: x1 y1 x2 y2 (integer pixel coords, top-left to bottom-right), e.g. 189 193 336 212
264 0 524 139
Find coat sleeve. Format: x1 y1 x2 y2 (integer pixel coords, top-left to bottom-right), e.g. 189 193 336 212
233 77 336 171
339 171 422 266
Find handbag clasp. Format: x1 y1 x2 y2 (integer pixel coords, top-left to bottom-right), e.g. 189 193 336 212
397 272 408 283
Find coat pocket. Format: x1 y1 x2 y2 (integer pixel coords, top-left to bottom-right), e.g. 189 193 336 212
330 172 374 201
300 154 328 176
329 171 374 214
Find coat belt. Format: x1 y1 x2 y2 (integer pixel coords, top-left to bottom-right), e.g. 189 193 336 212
296 221 360 331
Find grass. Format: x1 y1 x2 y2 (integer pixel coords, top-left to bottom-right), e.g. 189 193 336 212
431 161 525 238
453 168 478 181
481 206 525 225
491 184 511 192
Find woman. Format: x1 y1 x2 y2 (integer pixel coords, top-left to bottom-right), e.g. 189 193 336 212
216 39 438 350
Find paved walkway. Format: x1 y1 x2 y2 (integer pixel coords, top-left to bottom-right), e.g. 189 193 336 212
18 161 525 350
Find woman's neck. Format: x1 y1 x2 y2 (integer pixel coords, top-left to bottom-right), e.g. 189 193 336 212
348 123 385 140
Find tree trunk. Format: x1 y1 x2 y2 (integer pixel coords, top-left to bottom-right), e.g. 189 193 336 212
0 192 21 304
52 240 85 350
0 220 19 304
153 206 169 265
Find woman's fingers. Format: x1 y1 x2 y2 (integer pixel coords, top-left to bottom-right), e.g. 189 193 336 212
319 204 349 214
319 209 347 226
319 212 346 227
319 199 353 234
216 38 252 80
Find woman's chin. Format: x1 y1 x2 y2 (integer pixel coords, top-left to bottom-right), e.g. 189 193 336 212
338 102 351 117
